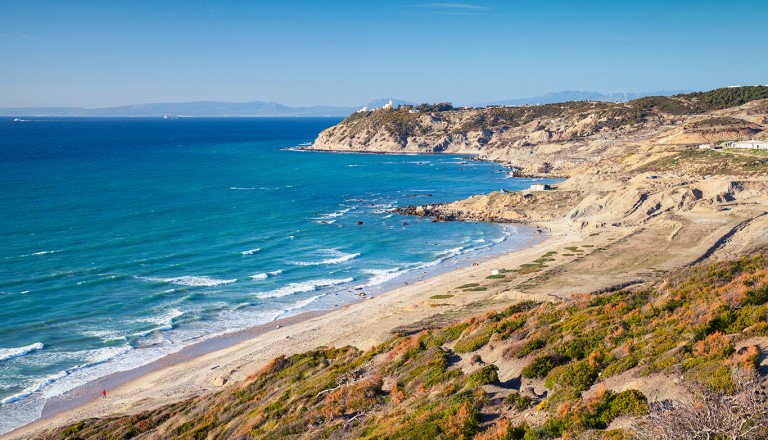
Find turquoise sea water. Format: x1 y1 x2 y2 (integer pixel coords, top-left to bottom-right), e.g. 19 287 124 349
0 117 558 432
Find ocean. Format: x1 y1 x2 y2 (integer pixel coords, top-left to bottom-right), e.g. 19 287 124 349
0 117 558 433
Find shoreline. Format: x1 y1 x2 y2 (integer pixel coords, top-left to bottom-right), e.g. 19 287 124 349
0 144 551 436
5 220 578 439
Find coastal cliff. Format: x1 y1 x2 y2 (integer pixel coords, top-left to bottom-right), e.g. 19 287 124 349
312 86 768 177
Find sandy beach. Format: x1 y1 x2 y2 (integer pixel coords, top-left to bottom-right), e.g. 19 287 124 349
5 220 579 439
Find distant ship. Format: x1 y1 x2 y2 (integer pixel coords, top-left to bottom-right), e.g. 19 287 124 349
163 115 179 119
13 118 22 122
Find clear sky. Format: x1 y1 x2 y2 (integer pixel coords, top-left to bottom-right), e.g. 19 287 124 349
1 0 766 108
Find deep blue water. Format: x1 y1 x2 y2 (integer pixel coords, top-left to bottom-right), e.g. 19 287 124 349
0 117 558 432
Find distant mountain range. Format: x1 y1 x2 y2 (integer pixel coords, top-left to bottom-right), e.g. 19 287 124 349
0 101 359 117
482 90 692 107
0 92 692 117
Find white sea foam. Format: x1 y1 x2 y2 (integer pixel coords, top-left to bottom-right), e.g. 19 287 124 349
436 246 465 259
139 276 237 287
251 269 282 280
0 346 133 406
257 277 353 299
18 250 61 258
229 187 257 190
155 309 184 332
371 203 395 213
241 248 260 255
316 208 350 219
82 329 127 343
360 268 408 287
289 249 360 266
274 295 325 318
0 342 44 363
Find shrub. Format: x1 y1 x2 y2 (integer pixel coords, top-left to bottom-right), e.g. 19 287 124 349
467 364 499 387
579 389 648 429
442 322 470 342
518 338 546 357
455 329 493 353
555 336 598 360
506 392 534 411
545 360 599 393
522 355 558 379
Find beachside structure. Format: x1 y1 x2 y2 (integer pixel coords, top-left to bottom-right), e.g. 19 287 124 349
530 183 551 191
729 140 768 150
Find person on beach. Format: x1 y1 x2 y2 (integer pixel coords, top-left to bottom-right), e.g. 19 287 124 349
102 389 107 399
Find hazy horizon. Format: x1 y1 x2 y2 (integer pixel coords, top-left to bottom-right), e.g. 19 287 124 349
2 0 766 108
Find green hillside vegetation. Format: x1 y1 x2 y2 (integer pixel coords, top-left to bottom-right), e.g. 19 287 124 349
341 86 768 141
43 253 768 439
682 86 768 111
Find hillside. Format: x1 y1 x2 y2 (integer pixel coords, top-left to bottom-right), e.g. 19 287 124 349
39 254 768 439
311 86 768 177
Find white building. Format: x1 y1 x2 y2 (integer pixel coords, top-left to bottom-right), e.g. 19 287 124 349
382 100 394 110
731 140 768 150
530 183 551 191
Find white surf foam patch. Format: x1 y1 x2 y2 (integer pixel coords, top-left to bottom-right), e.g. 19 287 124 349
17 250 62 258
154 309 184 332
371 203 395 214
251 269 283 280
241 248 260 255
229 187 257 190
0 346 133 406
316 208 350 219
0 342 44 363
82 329 127 343
360 268 409 287
257 277 353 299
138 276 237 287
436 246 465 259
289 249 360 267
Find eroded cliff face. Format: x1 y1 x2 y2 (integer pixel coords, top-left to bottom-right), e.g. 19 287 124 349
311 95 768 177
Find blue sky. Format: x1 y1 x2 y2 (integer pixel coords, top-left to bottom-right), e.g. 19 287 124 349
1 0 766 107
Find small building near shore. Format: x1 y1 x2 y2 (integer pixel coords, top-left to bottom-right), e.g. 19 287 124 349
530 183 551 191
